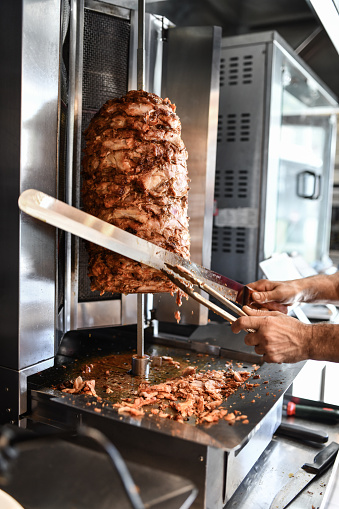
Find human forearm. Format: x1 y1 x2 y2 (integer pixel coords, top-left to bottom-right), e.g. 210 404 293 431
249 272 339 309
232 307 339 364
308 322 339 362
293 272 339 305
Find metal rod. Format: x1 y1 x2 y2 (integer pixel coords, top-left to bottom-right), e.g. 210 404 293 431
133 0 146 376
132 294 149 377
137 293 144 357
137 0 145 90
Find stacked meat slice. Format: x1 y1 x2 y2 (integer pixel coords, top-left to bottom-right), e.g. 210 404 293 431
82 90 190 295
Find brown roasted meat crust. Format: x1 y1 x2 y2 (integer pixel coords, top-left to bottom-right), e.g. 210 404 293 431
82 90 190 295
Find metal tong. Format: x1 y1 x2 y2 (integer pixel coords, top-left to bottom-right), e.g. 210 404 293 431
163 264 255 331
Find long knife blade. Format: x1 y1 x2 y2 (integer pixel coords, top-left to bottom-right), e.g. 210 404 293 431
18 189 251 305
270 442 339 509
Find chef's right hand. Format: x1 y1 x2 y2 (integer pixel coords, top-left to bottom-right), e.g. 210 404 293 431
231 307 311 363
248 279 301 313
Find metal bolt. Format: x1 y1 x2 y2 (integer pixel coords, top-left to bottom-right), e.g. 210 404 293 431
5 387 9 392
6 408 11 413
198 456 204 462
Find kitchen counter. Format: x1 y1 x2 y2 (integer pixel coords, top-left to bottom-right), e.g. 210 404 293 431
226 414 339 509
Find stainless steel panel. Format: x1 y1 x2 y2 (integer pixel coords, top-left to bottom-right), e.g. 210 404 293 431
0 359 54 425
85 0 131 19
212 39 267 286
19 0 61 368
68 1 131 330
77 300 121 328
154 25 221 325
0 0 61 370
129 10 169 94
225 398 283 502
121 294 138 325
225 414 339 509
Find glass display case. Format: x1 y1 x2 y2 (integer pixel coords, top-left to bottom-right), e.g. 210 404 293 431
265 54 337 270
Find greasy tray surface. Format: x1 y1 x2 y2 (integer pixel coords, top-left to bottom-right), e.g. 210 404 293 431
28 327 305 451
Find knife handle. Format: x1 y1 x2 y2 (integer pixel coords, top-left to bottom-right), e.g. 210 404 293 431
275 422 329 443
239 285 253 306
285 401 339 421
303 442 339 474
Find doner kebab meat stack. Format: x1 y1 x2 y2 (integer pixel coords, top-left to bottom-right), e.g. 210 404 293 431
82 90 190 295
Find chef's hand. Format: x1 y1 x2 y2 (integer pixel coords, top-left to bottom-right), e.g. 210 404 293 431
231 307 311 363
248 279 302 313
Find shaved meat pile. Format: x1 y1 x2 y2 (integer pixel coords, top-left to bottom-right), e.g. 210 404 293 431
113 365 253 425
60 376 97 398
82 90 190 294
54 355 262 427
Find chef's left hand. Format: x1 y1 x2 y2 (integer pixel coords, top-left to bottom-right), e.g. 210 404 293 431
231 306 311 363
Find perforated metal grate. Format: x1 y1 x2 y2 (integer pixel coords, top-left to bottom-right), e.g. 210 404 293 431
78 9 131 302
82 10 130 111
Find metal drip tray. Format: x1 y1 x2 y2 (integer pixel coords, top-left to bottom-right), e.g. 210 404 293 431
27 324 305 508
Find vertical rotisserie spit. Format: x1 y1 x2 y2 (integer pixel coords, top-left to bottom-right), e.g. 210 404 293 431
82 90 190 295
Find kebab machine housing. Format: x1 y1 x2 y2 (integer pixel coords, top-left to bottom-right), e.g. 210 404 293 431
0 1 335 508
1 0 221 419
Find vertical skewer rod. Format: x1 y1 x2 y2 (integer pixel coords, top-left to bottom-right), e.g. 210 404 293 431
137 0 145 90
133 293 149 376
137 293 144 357
132 0 149 377
136 0 145 356
137 0 145 355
